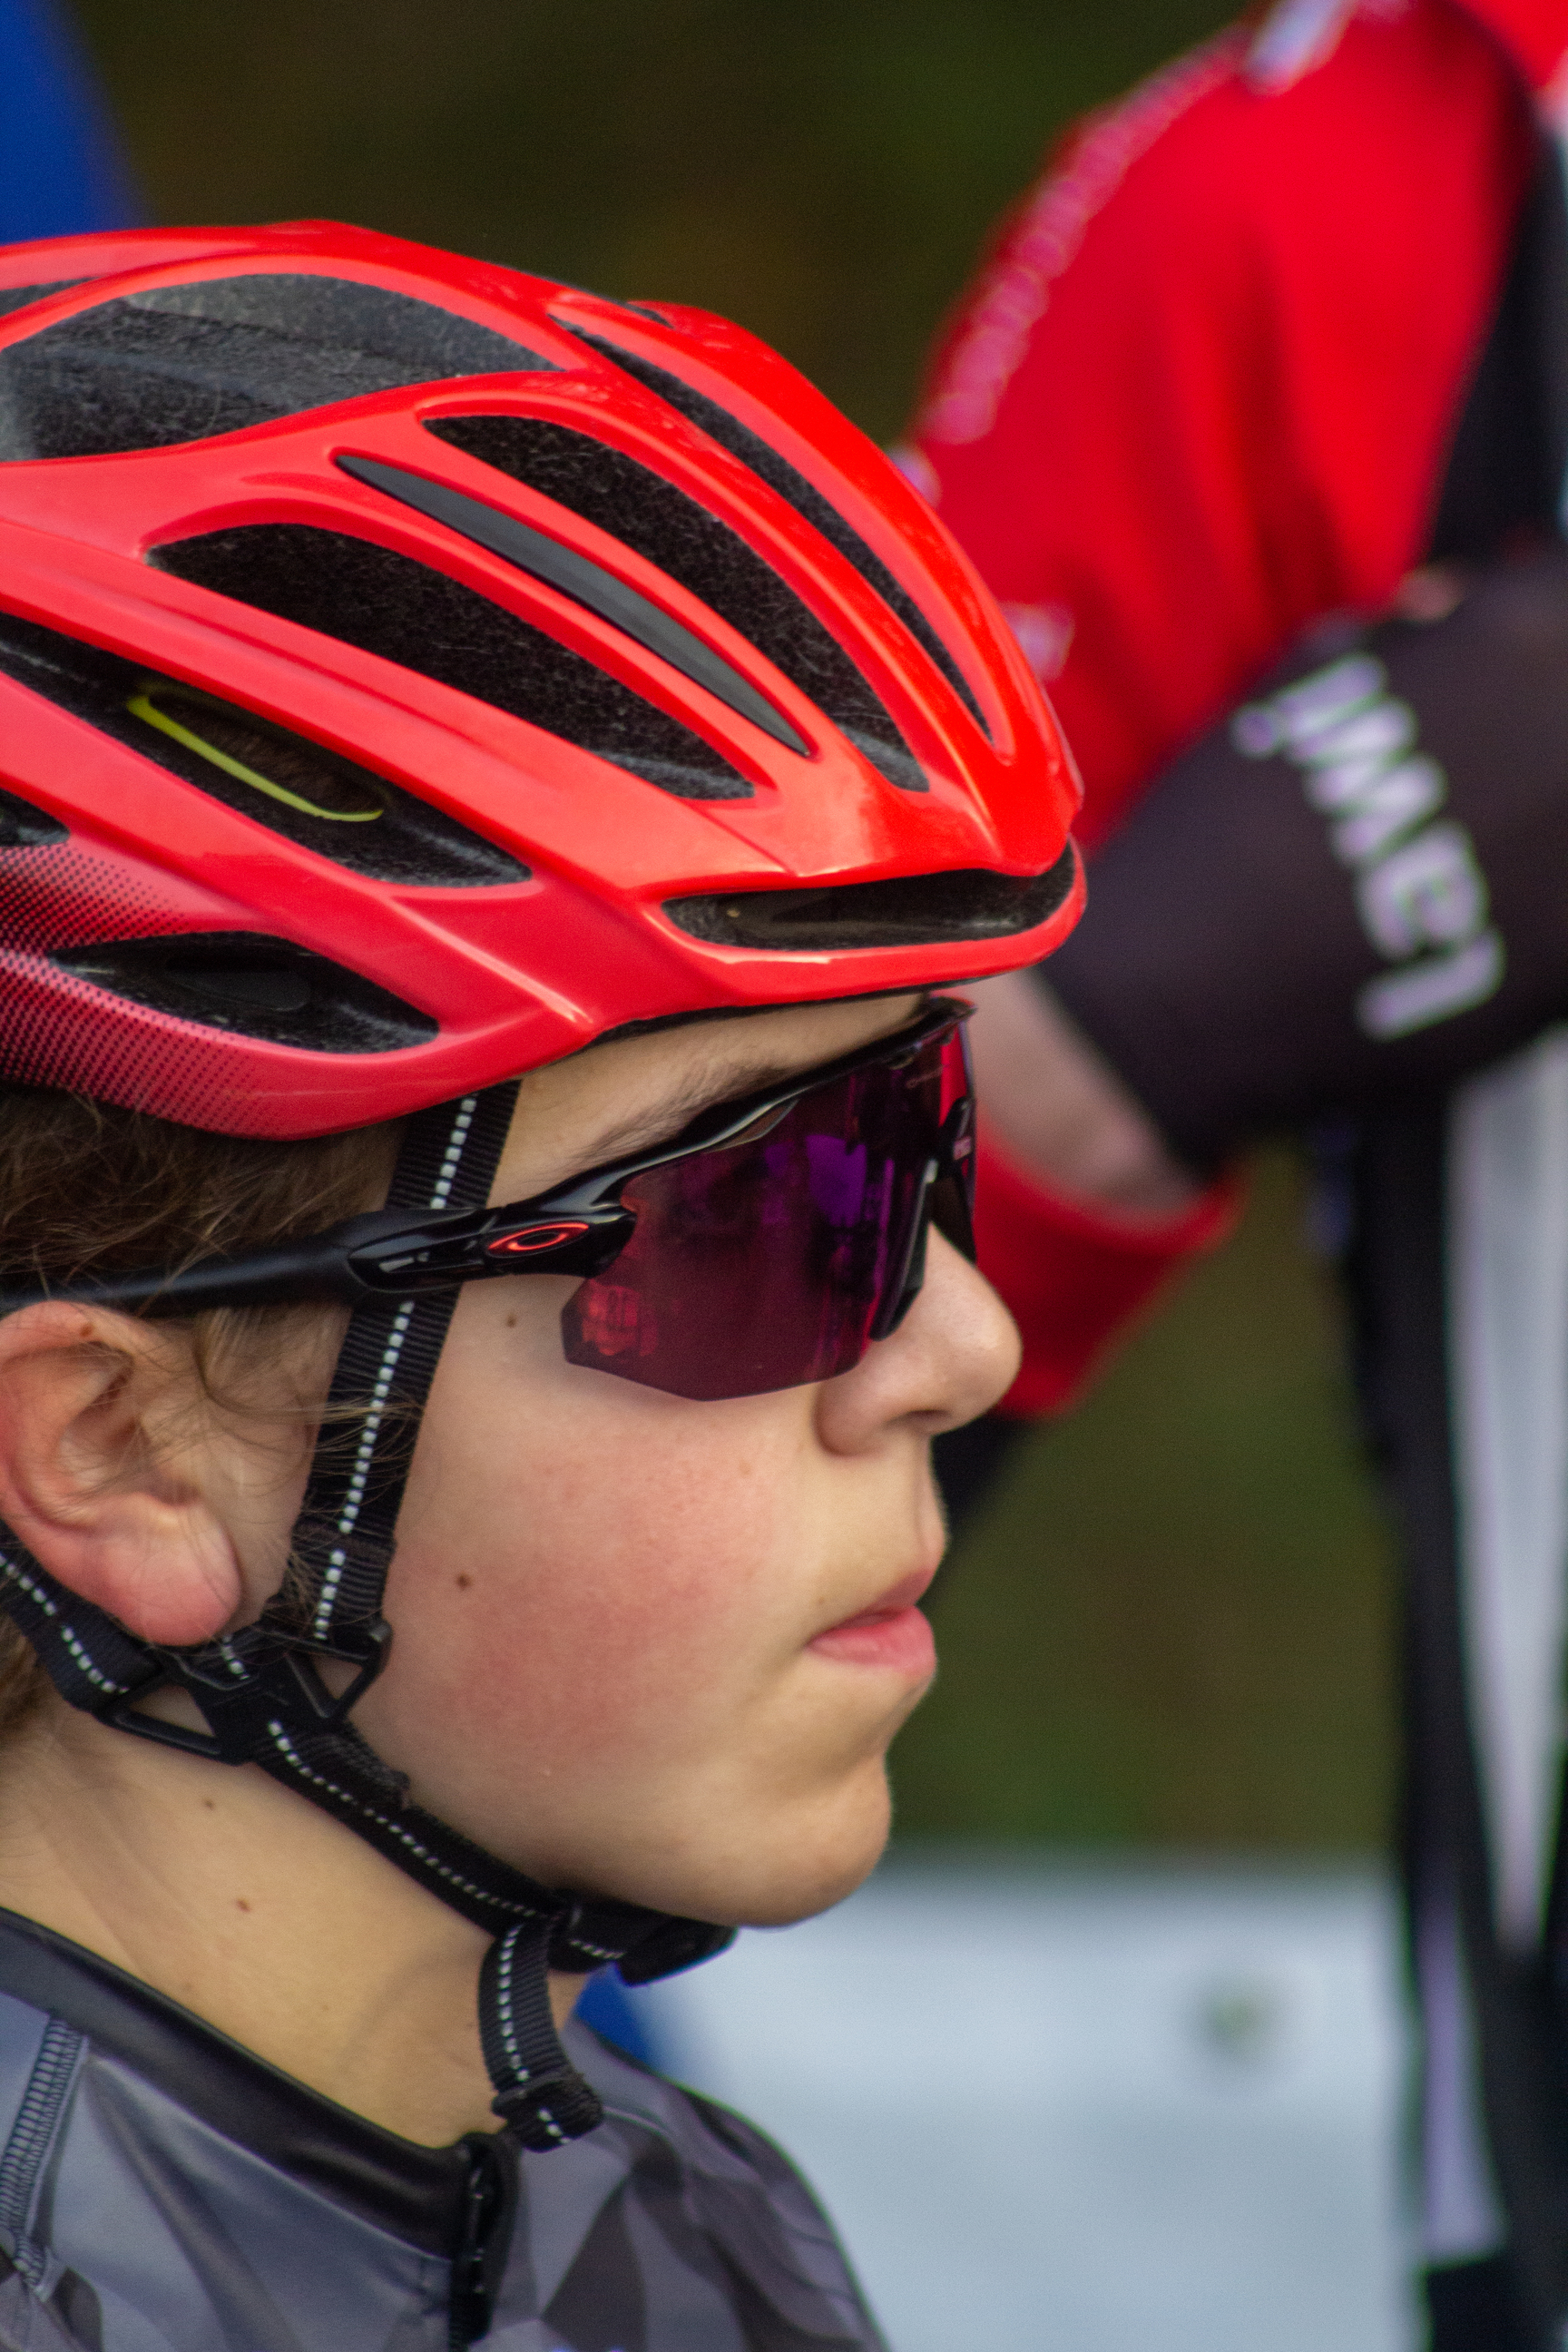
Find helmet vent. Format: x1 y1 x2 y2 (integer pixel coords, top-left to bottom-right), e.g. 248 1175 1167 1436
0 607 524 887
557 328 990 739
0 280 89 319
0 274 554 462
427 413 927 793
336 450 809 753
0 785 66 848
150 524 755 801
664 847 1077 952
53 932 437 1054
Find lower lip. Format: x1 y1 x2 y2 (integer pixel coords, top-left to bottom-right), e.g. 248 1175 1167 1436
808 1605 936 1675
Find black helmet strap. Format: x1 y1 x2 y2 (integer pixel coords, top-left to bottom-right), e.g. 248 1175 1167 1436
0 1083 731 2153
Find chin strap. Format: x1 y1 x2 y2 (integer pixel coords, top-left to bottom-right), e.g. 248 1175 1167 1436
479 1920 609 2144
0 1084 732 2156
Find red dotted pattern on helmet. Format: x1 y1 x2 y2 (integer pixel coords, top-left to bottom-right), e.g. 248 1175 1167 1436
0 841 173 953
0 953 237 1124
0 842 249 1123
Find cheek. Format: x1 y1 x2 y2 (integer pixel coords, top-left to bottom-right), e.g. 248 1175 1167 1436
378 1289 815 1777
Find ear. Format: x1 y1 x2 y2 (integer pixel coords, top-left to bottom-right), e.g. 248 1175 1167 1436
0 1302 241 1646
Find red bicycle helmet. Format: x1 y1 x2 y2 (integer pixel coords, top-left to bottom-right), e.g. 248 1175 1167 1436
0 225 1083 2199
0 220 1079 1139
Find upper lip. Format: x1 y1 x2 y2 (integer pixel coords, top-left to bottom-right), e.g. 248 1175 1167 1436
813 1563 935 1638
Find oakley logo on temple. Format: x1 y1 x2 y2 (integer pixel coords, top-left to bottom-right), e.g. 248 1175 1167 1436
486 1221 593 1257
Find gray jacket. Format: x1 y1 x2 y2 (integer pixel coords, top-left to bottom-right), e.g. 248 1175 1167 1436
0 1910 885 2350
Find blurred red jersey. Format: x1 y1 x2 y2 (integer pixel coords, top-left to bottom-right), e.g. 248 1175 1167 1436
912 0 1552 848
908 0 1565 1409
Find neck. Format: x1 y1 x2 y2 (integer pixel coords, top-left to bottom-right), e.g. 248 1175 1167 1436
0 1698 584 2145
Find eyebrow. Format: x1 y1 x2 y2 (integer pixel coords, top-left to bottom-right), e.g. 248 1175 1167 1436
584 1053 811 1166
558 988 932 1173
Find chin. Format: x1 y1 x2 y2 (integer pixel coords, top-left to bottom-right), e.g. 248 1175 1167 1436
684 1765 896 1931
527 1750 898 1930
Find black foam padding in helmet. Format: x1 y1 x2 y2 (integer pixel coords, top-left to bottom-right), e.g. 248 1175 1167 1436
0 606 524 887
54 931 437 1054
664 845 1077 951
0 274 554 461
149 524 757 800
0 785 66 848
426 412 928 791
557 325 990 739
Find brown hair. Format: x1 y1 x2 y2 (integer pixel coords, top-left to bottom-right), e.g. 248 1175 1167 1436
0 1086 398 1736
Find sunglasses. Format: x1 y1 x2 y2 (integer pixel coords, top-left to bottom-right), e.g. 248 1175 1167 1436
2 999 976 1403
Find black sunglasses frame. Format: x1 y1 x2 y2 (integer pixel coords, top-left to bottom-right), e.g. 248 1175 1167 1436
0 998 976 1331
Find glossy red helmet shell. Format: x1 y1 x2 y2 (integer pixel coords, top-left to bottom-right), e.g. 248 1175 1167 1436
0 221 1081 1137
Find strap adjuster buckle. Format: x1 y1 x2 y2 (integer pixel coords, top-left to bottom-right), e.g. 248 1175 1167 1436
99 1616 393 1765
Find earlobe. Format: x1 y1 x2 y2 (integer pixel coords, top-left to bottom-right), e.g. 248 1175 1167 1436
0 1303 241 1646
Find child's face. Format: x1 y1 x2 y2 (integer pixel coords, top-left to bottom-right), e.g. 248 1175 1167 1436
350 992 1020 1929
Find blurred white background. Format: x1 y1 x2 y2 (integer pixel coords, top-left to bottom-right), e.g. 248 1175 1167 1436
624 1858 1415 2352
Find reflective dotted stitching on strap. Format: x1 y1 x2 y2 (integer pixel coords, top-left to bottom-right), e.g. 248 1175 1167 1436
427 1097 477 1210
553 1929 622 1964
494 1925 568 2144
0 1557 127 1695
312 1298 416 1641
264 1722 544 1919
494 1927 530 2078
311 1095 482 1643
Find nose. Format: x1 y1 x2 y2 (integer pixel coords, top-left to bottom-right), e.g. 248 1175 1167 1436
814 1229 1021 1454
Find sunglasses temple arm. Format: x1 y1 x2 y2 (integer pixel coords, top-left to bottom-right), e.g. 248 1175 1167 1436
0 1203 495 1320
0 1231 375 1323
0 1194 638 1324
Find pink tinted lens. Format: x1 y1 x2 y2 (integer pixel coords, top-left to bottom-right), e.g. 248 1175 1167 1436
560 1038 950 1401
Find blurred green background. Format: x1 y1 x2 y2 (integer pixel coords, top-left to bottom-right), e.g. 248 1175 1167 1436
900 1156 1396 1851
73 0 1396 1856
74 0 1242 444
